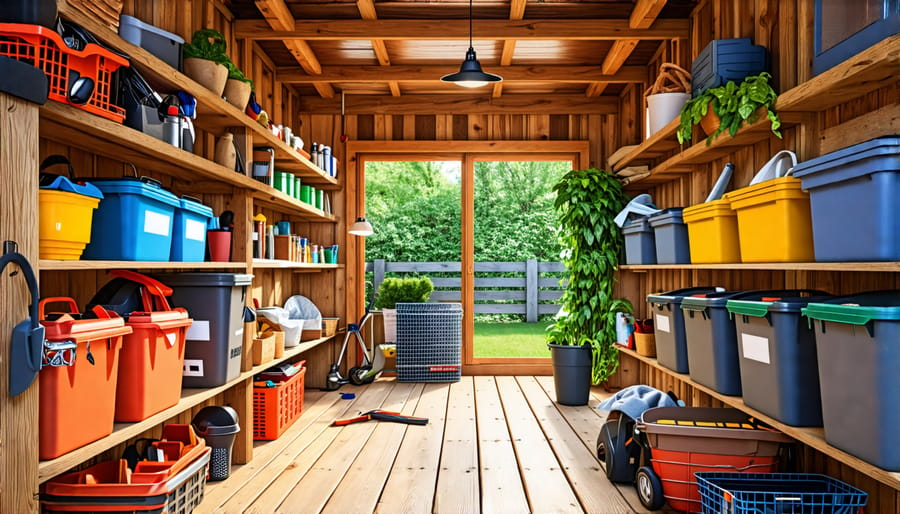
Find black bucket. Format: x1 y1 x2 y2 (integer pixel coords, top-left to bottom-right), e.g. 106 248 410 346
549 344 592 406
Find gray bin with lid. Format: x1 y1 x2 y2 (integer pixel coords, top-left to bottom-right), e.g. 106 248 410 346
118 15 185 71
647 287 723 374
154 273 253 387
648 208 691 264
803 291 900 471
726 291 833 426
192 405 240 481
623 216 656 265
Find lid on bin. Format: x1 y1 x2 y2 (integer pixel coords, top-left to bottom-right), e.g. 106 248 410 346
89 177 180 208
153 273 254 287
727 290 833 316
192 405 240 436
681 290 745 310
802 291 900 325
647 207 685 227
647 286 724 306
622 216 653 234
178 196 215 218
39 175 104 199
793 137 900 189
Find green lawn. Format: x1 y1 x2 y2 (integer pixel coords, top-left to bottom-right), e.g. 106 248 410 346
473 321 553 358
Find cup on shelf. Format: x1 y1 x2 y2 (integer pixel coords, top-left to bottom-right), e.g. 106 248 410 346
207 230 232 262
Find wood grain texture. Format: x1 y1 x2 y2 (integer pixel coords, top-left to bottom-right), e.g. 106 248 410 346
819 102 900 155
279 64 647 83
435 377 481 512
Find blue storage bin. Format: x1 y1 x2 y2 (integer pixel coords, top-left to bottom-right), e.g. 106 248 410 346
83 177 180 261
691 38 768 97
696 473 868 514
623 216 656 265
171 196 214 262
792 137 900 261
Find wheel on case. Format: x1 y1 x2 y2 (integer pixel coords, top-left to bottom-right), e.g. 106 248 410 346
349 365 374 385
635 466 665 510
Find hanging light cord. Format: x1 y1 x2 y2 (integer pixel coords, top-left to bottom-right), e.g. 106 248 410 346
468 0 473 50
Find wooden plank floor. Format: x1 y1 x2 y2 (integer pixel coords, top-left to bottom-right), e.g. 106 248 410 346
197 376 647 514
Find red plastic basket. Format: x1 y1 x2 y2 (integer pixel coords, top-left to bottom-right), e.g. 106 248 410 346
0 22 128 122
253 366 306 440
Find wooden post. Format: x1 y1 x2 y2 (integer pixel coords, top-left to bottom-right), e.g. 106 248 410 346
525 259 538 322
0 92 40 513
223 377 253 464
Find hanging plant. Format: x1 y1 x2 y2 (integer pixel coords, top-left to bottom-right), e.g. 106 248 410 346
547 167 632 384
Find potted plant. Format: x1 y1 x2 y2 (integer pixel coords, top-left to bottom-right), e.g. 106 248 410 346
182 29 230 96
645 63 692 137
373 277 434 343
676 72 782 146
222 61 254 110
547 167 631 405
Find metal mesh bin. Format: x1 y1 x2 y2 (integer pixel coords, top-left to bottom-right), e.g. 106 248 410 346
396 302 462 382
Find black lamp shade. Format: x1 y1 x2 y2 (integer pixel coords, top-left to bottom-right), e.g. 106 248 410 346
441 48 503 88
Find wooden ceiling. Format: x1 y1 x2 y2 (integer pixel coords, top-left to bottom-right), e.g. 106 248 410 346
230 0 696 99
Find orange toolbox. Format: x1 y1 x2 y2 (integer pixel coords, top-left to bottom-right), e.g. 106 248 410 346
39 298 132 460
88 270 192 422
0 23 129 122
253 361 307 440
42 424 211 513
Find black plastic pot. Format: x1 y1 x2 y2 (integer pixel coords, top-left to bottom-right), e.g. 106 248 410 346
549 343 592 406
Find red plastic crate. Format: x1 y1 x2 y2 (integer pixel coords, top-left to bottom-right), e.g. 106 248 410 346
0 22 128 122
253 366 306 440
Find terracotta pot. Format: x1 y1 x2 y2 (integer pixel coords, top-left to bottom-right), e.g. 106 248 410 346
223 78 252 110
699 102 720 136
183 57 228 96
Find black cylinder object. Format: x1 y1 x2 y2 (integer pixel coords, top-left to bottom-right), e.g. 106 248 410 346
192 405 240 481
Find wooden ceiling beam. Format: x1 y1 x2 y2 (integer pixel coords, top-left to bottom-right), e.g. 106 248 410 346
234 18 690 40
254 0 294 31
357 0 399 96
298 94 618 115
278 65 647 83
630 0 669 29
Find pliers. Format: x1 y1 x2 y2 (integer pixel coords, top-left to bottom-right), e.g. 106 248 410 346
333 409 429 426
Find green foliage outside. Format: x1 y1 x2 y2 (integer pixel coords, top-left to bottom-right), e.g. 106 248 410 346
473 321 553 358
373 277 434 309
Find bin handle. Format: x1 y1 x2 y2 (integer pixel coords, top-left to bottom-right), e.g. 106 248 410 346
110 270 173 311
38 297 80 320
181 194 204 205
140 176 164 189
39 155 75 179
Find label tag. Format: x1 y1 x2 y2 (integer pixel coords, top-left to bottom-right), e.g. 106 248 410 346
185 219 206 241
143 210 171 237
741 333 770 364
655 314 671 333
186 320 210 341
183 359 204 377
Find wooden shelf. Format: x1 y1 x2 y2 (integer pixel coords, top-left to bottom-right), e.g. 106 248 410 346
57 3 338 189
37 334 335 484
251 189 337 222
252 259 341 270
620 262 900 272
40 260 247 271
611 118 681 172
617 347 900 491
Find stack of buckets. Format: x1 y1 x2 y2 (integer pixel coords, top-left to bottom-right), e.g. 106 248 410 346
39 172 103 260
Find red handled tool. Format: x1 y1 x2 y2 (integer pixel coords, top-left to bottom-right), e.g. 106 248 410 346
333 410 428 426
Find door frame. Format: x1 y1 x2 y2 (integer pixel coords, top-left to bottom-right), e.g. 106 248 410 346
347 140 589 375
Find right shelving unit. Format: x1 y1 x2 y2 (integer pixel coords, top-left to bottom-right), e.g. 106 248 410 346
612 26 900 507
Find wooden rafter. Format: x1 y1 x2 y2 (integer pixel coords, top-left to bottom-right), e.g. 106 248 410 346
357 0 400 97
494 0 528 98
277 65 647 83
234 18 690 40
299 94 618 115
254 0 334 98
586 0 667 97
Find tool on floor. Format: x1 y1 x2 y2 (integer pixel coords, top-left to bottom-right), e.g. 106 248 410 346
2 241 45 397
333 410 428 426
324 307 390 390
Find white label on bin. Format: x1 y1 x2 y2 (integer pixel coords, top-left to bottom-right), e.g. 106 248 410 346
185 219 206 241
165 331 177 347
143 210 171 236
186 320 210 341
183 359 205 377
235 327 244 338
655 314 671 333
742 333 770 364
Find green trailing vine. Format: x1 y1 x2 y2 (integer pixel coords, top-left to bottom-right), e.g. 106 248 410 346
677 72 781 145
547 168 632 384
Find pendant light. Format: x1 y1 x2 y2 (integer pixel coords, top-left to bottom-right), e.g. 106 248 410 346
440 0 502 88
349 217 374 236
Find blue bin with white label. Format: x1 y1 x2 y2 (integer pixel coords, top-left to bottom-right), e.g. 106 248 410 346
171 196 214 262
83 177 180 261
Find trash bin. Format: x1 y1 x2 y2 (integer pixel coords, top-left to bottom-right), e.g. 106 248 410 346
192 405 240 481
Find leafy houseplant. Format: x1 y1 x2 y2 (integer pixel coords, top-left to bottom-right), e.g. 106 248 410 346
547 168 631 395
182 29 253 104
373 277 434 344
677 72 782 146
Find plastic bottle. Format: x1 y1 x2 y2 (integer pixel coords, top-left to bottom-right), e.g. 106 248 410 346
162 105 182 148
322 145 332 175
310 142 319 165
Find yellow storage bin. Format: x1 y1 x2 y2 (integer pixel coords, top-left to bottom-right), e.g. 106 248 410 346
723 177 814 262
39 189 101 260
682 199 741 263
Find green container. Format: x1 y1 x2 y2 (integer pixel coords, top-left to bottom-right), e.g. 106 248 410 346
315 189 324 210
300 185 312 204
286 173 295 197
294 177 302 200
273 172 286 192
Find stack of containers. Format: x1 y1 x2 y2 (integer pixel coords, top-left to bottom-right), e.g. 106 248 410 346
647 287 723 374
38 174 103 261
803 291 900 471
793 137 899 261
86 271 192 422
647 208 691 264
727 291 833 426
38 299 132 460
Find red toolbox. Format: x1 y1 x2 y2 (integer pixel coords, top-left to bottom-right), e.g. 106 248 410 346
42 424 211 513
39 298 132 460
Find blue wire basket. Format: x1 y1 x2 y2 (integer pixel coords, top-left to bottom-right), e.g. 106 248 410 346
696 472 867 514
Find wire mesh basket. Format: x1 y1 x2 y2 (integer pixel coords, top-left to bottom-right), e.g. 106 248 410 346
396 303 462 382
696 472 867 514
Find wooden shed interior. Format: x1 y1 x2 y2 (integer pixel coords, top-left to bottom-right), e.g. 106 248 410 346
0 0 897 511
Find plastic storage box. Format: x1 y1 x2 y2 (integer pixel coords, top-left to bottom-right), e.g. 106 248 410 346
648 208 691 264
38 299 132 460
696 473 868 514
803 291 900 471
38 175 103 260
253 364 306 440
83 177 181 261
682 291 747 395
623 216 656 265
118 15 184 71
792 137 899 261
638 407 792 513
170 196 214 262
396 302 463 382
691 38 768 97
647 287 723 373
682 199 741 263
726 291 832 426
154 273 253 388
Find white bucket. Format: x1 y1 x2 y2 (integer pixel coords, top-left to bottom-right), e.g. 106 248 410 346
647 92 690 136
